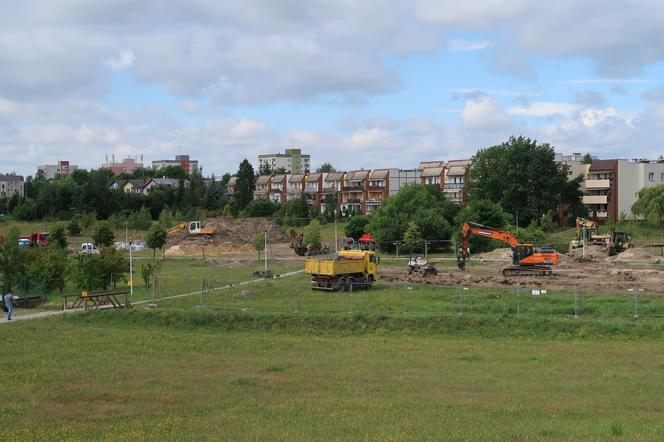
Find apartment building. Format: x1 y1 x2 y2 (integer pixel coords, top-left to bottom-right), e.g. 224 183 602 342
287 174 306 201
258 148 311 174
225 177 237 201
0 175 24 199
101 155 144 175
443 160 470 205
341 170 369 215
152 155 200 174
419 161 445 189
304 173 323 204
254 175 270 200
558 155 664 222
37 160 78 180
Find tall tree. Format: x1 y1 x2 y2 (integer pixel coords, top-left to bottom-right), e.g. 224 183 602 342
234 159 256 210
582 153 593 164
632 184 664 225
317 163 336 173
468 136 576 226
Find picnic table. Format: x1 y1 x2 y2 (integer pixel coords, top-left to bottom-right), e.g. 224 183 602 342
62 290 131 311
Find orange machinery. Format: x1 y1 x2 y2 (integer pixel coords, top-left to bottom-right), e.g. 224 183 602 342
457 221 559 276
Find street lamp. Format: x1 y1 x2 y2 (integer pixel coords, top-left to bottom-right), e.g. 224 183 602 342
129 236 134 296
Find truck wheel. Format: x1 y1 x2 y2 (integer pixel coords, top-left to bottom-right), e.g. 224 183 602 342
407 266 413 274
346 277 354 292
339 277 346 292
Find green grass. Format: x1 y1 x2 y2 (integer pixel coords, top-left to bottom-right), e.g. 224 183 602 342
2 317 664 440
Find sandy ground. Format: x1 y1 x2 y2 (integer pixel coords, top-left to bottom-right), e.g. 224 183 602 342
380 254 664 293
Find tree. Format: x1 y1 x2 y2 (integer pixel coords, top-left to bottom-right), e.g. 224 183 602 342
274 196 310 226
317 163 336 173
468 136 577 226
345 215 371 240
369 184 452 245
242 198 279 218
50 225 68 249
92 221 115 247
127 206 153 230
582 153 593 164
402 221 423 256
26 247 68 294
321 194 338 223
252 231 265 259
0 226 25 292
69 248 127 291
222 204 233 217
303 220 322 249
632 184 664 225
234 159 256 210
67 218 82 236
145 225 167 259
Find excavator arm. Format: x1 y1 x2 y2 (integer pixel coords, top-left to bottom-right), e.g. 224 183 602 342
458 222 520 269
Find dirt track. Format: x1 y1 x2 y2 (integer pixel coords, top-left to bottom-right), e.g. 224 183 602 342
380 257 664 293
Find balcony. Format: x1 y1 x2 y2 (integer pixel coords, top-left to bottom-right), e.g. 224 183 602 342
583 195 608 205
585 179 610 189
444 183 464 189
345 198 363 204
366 199 382 205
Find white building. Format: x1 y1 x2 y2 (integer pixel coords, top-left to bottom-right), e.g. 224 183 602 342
258 148 310 174
37 160 78 180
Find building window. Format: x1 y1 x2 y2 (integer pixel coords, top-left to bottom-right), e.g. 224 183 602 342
649 172 655 182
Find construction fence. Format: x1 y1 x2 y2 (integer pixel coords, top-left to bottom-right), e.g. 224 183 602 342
138 276 664 320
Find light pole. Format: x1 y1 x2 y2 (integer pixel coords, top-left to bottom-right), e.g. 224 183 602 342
129 237 134 296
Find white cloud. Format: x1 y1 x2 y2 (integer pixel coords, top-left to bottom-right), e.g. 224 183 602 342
446 39 494 51
508 102 581 118
105 48 136 70
461 96 512 130
560 78 649 85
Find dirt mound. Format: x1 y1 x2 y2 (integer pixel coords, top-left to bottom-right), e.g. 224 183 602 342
566 245 606 262
608 247 662 264
166 217 289 249
475 248 513 261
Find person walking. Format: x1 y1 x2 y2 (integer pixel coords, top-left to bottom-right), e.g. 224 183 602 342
4 292 16 321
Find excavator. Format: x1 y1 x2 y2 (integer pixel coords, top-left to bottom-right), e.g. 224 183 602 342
457 221 560 276
166 221 217 237
570 217 632 255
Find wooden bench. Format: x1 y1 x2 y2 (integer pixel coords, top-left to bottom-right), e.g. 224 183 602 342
62 290 131 311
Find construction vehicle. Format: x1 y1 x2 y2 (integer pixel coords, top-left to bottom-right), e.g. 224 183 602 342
570 217 631 255
407 256 438 276
30 232 49 247
166 221 217 237
306 249 379 291
357 232 376 250
18 237 31 249
289 229 329 256
80 243 101 254
457 221 559 276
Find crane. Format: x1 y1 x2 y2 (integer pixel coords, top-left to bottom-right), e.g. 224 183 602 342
457 221 559 276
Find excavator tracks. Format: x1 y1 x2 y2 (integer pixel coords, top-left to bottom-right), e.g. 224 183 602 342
502 266 553 277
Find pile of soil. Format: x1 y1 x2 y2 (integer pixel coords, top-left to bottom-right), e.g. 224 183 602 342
566 245 606 262
474 248 513 261
607 248 662 264
165 217 289 257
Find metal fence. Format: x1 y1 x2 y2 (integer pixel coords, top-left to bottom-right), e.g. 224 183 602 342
135 277 664 320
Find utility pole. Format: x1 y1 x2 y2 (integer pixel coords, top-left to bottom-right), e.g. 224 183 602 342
264 227 268 272
129 237 134 296
334 208 338 252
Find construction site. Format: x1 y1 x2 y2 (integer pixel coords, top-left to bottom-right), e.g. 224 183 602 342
157 216 664 294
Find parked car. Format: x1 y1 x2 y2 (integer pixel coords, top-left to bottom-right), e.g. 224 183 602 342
17 238 31 248
80 243 100 254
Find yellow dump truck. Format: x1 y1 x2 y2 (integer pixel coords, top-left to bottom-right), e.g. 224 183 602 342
305 249 379 291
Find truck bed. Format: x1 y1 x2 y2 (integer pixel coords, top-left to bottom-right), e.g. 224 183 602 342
306 257 366 276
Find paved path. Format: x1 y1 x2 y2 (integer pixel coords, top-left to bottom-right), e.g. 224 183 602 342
0 270 305 325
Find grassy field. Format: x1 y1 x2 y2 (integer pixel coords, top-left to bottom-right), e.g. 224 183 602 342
2 316 664 440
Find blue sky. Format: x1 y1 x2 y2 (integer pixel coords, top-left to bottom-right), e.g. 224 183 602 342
2 1 664 176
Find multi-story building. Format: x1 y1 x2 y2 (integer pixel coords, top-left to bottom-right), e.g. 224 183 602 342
258 148 311 174
419 161 445 189
269 174 287 203
225 177 237 202
304 173 323 205
341 170 369 215
287 174 306 201
0 175 24 199
152 155 199 174
254 175 270 200
558 154 664 222
37 160 78 180
443 160 470 205
101 156 144 175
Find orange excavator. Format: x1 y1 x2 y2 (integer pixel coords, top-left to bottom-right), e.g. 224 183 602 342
457 222 560 276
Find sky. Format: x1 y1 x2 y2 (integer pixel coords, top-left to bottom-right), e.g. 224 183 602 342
2 0 664 177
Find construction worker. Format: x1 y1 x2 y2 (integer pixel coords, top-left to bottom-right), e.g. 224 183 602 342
4 292 17 321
